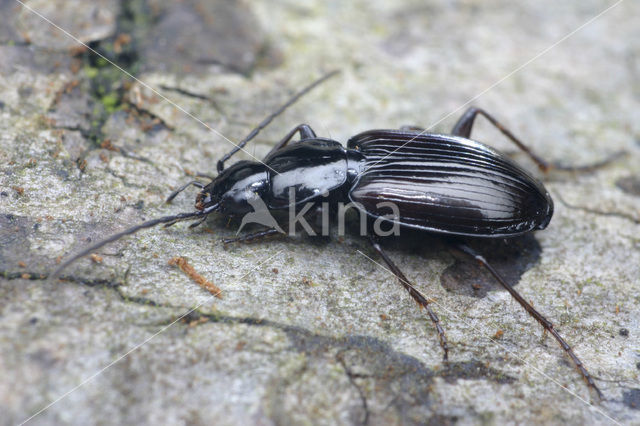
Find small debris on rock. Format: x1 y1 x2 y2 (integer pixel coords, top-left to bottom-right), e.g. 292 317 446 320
168 256 222 298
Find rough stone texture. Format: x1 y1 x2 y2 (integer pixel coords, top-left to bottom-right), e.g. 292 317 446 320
1 0 639 425
138 0 282 75
15 0 120 50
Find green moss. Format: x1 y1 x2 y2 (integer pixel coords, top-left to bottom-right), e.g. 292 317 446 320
84 66 99 79
101 93 120 112
96 57 109 68
71 0 150 147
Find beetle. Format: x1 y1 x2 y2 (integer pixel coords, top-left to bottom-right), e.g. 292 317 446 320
52 71 608 400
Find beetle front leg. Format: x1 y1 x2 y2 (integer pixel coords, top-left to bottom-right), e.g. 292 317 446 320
455 243 604 400
264 124 317 158
369 236 449 362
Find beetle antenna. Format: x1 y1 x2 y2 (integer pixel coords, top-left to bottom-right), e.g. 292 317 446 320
216 69 340 172
50 210 210 281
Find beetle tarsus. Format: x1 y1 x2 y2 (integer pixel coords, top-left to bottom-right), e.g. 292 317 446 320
549 150 626 173
369 236 449 362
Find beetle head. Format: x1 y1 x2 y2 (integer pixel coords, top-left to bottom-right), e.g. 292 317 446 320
196 161 269 215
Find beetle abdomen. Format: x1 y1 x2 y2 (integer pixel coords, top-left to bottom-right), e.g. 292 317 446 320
347 130 553 237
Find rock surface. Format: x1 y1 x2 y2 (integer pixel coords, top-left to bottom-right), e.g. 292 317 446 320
1 0 639 425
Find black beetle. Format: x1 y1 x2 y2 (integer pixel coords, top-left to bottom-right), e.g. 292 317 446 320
53 71 607 400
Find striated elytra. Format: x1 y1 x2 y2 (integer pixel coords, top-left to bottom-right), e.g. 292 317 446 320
347 130 554 237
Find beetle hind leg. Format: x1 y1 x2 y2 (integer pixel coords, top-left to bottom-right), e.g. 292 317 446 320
369 236 449 362
452 107 550 171
455 243 604 400
452 107 623 173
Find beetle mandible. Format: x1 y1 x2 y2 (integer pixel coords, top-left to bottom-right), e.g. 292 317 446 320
53 70 609 400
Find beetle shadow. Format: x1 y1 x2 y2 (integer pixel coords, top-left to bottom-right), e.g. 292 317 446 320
376 230 542 299
219 211 542 300
439 234 542 298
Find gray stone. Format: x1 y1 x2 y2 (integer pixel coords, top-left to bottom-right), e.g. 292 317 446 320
2 0 640 425
15 0 119 51
0 0 28 45
139 0 282 75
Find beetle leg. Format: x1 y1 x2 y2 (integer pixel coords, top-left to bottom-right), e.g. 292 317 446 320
188 215 209 229
264 124 317 158
165 180 205 203
369 236 449 362
545 151 626 173
195 172 215 180
452 107 551 171
455 243 604 400
451 107 625 173
223 227 282 245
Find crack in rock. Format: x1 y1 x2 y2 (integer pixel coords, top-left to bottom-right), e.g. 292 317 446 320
555 191 640 225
